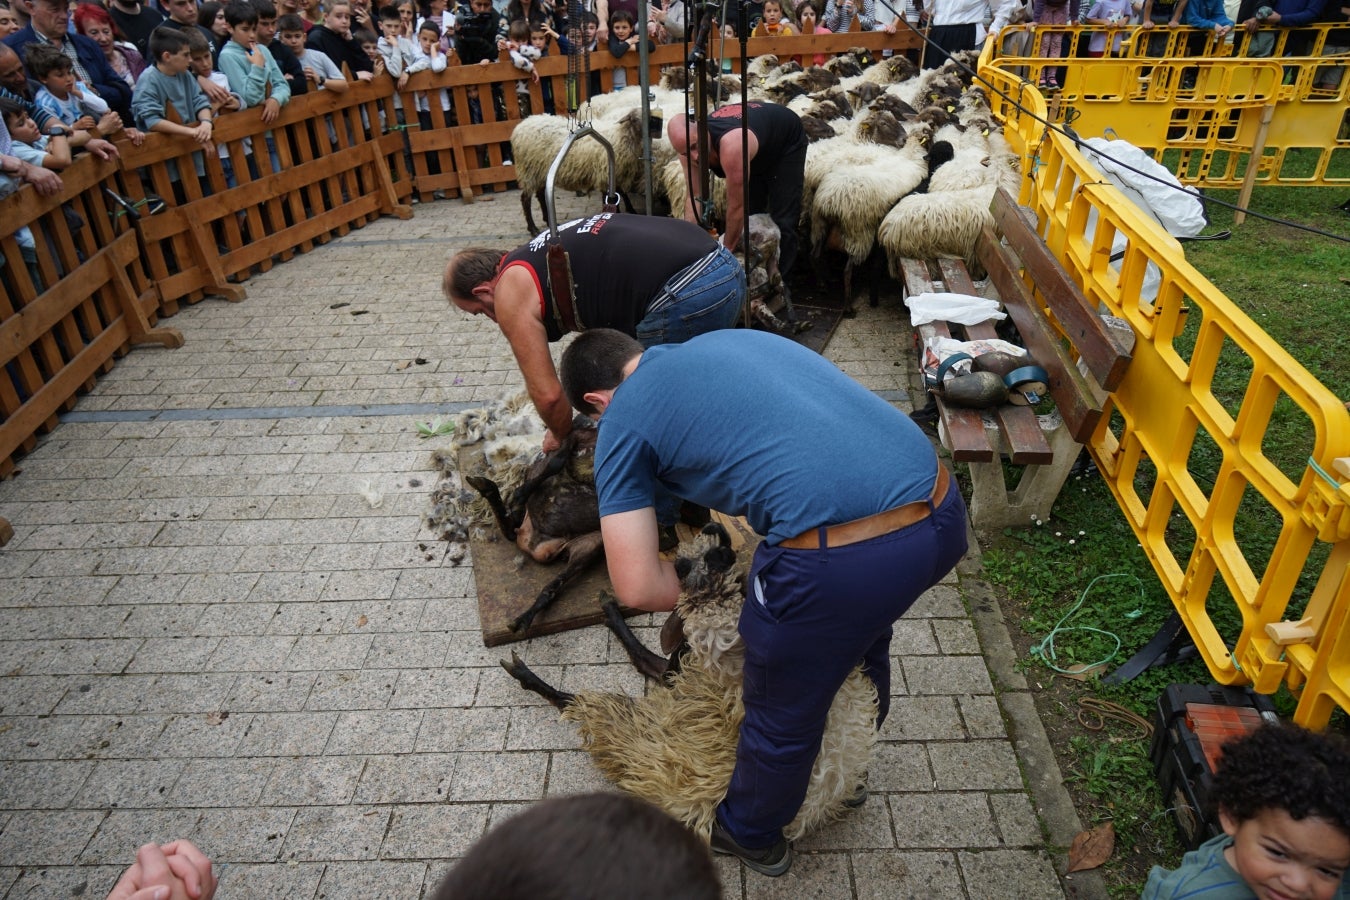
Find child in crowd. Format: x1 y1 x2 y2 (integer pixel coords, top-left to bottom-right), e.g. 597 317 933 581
1033 0 1078 89
556 10 599 97
2 97 71 171
503 16 541 95
377 2 427 104
255 0 310 97
606 8 650 89
306 1 376 77
278 13 348 90
357 27 385 73
0 2 21 38
131 26 216 189
217 0 291 122
414 19 450 182
1143 723 1350 900
1084 0 1134 55
795 0 828 65
757 0 796 33
25 44 120 135
529 21 553 113
184 25 245 184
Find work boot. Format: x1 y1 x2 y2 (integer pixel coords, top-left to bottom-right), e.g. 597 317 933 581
710 821 792 877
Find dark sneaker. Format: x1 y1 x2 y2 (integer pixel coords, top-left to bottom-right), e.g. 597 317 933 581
710 821 792 877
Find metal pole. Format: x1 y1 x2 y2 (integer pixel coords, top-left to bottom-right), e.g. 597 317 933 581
638 0 653 214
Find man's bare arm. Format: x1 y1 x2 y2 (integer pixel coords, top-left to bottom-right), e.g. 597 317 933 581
495 267 575 444
601 508 681 611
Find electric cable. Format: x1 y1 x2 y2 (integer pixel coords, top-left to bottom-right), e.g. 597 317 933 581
868 6 1350 244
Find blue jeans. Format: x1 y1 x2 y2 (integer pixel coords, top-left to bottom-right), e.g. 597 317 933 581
717 484 970 849
634 245 745 348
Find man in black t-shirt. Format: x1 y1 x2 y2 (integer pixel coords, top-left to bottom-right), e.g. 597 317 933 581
107 0 165 56
443 214 746 453
668 101 808 279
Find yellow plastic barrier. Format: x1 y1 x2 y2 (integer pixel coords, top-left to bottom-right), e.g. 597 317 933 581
984 23 1350 189
978 60 1350 728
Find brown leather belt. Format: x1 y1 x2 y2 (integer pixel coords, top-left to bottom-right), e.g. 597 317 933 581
780 463 951 550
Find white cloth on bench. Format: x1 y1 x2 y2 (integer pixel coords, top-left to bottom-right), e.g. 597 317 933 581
905 292 1007 326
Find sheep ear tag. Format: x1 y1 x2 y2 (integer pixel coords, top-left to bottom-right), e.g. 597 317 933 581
660 609 687 655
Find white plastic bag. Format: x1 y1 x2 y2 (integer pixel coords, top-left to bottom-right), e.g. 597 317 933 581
905 292 1007 326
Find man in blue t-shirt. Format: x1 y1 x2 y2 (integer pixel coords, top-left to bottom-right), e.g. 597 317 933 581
558 327 969 877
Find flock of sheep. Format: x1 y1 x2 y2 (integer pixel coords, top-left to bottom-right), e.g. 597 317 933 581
509 48 1022 298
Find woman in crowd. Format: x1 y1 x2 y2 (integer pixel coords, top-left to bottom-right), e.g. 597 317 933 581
73 4 146 91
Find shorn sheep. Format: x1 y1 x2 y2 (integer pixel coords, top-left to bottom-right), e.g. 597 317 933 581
502 522 878 842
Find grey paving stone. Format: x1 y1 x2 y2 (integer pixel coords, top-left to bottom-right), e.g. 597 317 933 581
317 570 401 602
124 636 223 673
908 585 967 618
448 752 548 802
869 742 934 792
22 638 143 675
957 848 1064 898
261 756 365 806
381 803 491 860
52 674 153 716
266 600 349 635
152 710 250 757
797 801 896 851
1 713 168 761
167 757 274 807
315 861 432 900
203 635 298 672
888 793 1000 849
0 605 128 641
415 708 510 753
959 693 1009 739
3 864 123 900
505 706 584 751
283 805 390 861
190 806 296 863
175 573 262 605
363 631 452 669
287 633 374 670
353 754 456 804
78 809 199 864
0 675 69 716
324 710 424 755
927 741 1026 791
236 712 337 757
991 792 1045 847
103 573 192 606
213 860 325 899
252 571 332 603
225 671 318 712
395 566 476 601
879 696 965 741
137 673 238 714
901 656 995 696
306 670 397 710
192 602 280 636
0 760 95 808
543 751 614 795
852 850 966 899
339 599 428 633
932 618 983 654
72 759 188 809
389 668 479 709
891 619 939 655
742 850 854 899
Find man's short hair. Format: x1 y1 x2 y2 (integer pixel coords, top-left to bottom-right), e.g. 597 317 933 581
182 25 210 56
431 793 720 900
560 328 644 415
444 248 505 302
276 12 304 31
23 43 71 80
224 0 258 27
252 0 278 19
151 24 195 59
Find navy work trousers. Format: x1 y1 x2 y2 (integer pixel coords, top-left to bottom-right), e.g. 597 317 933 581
716 485 969 850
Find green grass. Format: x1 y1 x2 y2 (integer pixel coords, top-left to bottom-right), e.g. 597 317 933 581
981 185 1350 896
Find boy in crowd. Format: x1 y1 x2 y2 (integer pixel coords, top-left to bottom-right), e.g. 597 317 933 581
217 0 290 123
606 8 649 90
1 95 69 169
376 2 426 99
529 21 553 112
278 12 347 91
25 43 119 134
306 0 375 78
502 17 540 95
131 25 214 189
1143 723 1350 900
254 0 308 95
414 18 449 185
184 25 243 184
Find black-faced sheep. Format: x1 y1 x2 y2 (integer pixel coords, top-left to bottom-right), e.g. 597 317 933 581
501 523 877 841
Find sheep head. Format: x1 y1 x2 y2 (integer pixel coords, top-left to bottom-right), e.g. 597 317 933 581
847 81 885 107
671 522 746 678
871 92 917 120
824 52 863 78
799 113 838 142
857 109 905 147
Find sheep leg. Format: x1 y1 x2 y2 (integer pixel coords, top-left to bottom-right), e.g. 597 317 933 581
464 474 519 543
506 445 573 524
601 593 671 681
509 531 606 632
842 259 857 318
500 651 575 710
520 190 537 234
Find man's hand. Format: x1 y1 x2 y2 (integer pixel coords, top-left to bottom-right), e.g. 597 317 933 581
85 137 120 158
199 75 232 103
542 428 563 453
105 840 216 900
260 96 281 123
20 161 62 196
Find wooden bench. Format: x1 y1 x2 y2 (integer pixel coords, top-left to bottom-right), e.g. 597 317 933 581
902 187 1134 534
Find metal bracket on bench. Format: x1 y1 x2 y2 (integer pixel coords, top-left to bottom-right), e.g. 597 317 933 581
1101 610 1199 684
